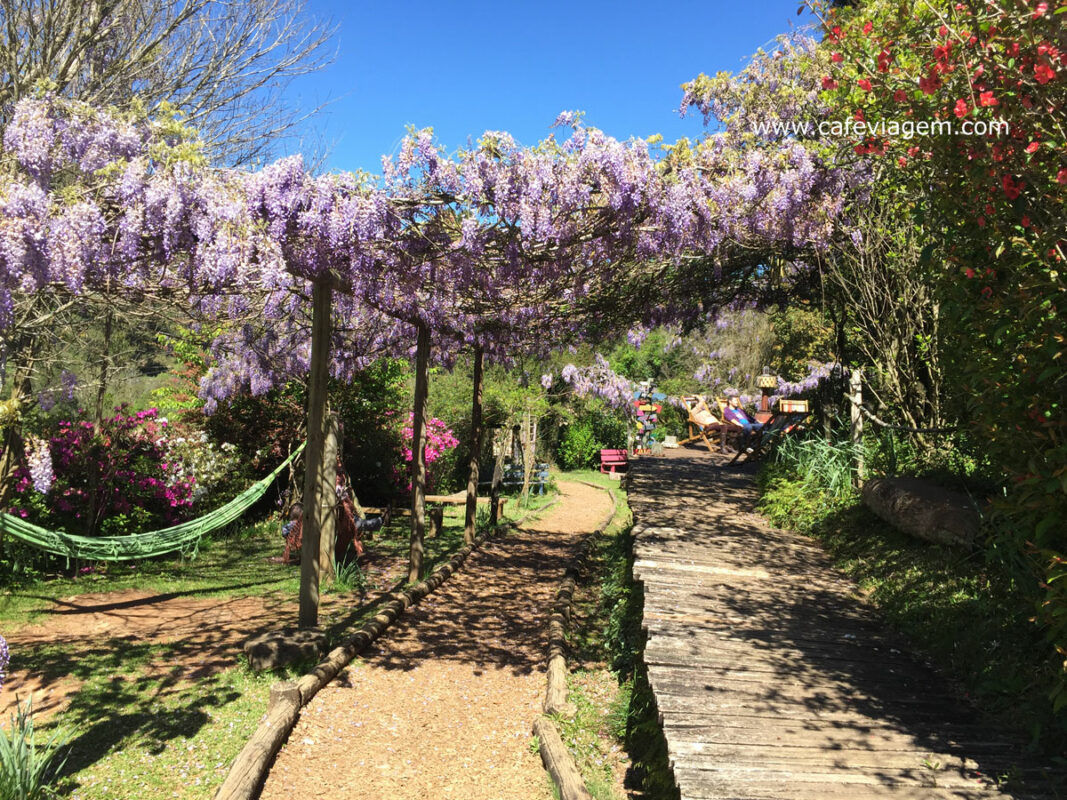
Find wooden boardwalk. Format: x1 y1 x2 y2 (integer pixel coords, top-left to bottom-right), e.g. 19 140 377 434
628 452 1058 800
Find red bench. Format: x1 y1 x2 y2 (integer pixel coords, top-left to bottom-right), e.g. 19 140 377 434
600 448 629 474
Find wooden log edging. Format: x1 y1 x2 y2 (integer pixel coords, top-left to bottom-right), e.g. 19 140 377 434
537 481 619 800
214 500 559 800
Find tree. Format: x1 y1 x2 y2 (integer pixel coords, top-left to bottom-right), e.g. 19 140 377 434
0 0 334 166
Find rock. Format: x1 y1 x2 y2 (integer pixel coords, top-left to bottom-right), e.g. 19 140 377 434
243 628 326 672
861 477 981 549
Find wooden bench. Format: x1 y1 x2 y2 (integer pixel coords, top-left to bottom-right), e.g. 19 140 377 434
478 463 550 494
600 448 629 474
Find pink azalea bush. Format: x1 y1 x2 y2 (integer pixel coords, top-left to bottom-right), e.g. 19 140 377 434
398 414 460 494
11 406 196 536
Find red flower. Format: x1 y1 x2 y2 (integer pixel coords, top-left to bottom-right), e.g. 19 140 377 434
939 25 948 37
977 216 986 227
862 21 873 35
965 267 976 278
858 78 873 91
829 26 842 42
894 89 908 102
1057 168 1067 185
1025 141 1040 154
821 76 838 90
1034 62 1055 84
954 99 969 118
854 108 866 122
1021 215 1031 228
920 73 942 94
831 52 843 63
979 91 998 107
877 49 892 73
1033 1 1049 17
1001 174 1024 199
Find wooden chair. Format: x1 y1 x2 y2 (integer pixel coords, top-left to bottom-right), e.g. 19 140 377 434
679 395 740 454
729 400 811 465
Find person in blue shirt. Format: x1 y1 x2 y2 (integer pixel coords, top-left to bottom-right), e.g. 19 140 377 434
723 396 765 435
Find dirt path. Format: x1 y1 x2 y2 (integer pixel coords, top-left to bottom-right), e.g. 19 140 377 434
259 480 614 800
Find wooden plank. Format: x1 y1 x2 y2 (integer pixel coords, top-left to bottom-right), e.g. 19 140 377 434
669 763 1000 791
661 721 1019 752
665 740 1014 772
669 767 1001 800
650 687 980 725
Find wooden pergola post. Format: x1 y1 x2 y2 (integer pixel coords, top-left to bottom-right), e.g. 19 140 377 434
463 344 484 544
849 368 864 488
299 279 336 629
407 320 431 583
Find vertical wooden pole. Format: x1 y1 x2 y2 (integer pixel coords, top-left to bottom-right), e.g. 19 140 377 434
408 321 431 583
299 280 333 629
849 368 864 487
489 429 505 526
463 345 484 545
317 414 341 582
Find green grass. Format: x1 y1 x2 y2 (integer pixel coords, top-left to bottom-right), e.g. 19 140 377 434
547 472 677 799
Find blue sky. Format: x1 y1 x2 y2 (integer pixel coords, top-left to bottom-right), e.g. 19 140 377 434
285 2 815 174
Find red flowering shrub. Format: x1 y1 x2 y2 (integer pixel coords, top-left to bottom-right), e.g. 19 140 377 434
811 0 1067 715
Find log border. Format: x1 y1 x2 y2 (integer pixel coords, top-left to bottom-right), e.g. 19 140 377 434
214 498 559 800
536 480 620 800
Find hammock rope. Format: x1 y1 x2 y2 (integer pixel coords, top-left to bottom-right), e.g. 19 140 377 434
0 442 305 561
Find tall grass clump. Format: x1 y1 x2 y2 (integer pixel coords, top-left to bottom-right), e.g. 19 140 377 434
0 697 69 800
758 433 862 532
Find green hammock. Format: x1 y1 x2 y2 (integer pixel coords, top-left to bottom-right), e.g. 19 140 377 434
0 442 305 561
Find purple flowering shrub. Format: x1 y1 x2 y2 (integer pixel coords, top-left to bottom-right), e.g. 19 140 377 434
11 406 195 537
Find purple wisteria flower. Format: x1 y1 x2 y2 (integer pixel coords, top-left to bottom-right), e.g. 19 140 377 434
0 634 8 691
25 436 54 494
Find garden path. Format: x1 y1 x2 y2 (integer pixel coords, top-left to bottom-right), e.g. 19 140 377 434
629 450 1058 800
259 480 615 800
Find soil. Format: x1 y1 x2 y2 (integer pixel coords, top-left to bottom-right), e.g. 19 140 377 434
260 480 614 800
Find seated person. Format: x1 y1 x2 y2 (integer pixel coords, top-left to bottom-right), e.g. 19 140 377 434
723 396 765 435
277 467 384 565
690 396 720 428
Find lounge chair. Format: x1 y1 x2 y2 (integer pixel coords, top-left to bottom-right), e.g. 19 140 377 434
679 395 740 453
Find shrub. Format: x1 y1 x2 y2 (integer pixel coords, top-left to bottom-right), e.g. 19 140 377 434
557 420 600 471
758 433 860 533
11 407 195 536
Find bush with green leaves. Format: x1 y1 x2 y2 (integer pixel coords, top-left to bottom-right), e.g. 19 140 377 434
556 403 628 471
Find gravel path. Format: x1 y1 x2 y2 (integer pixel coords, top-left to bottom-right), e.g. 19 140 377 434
260 480 615 800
